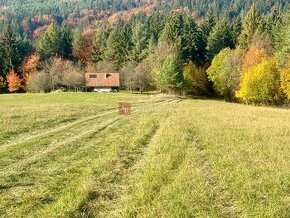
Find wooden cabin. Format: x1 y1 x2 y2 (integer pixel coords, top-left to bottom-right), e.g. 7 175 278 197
85 73 120 92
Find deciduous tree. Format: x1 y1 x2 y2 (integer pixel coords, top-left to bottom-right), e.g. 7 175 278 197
237 58 282 104
7 69 22 92
207 48 242 101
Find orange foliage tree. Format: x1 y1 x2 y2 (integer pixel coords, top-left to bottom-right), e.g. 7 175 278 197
73 29 95 64
21 54 41 80
242 44 269 72
6 70 22 92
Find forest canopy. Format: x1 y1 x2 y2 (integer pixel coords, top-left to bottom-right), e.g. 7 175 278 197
0 0 289 105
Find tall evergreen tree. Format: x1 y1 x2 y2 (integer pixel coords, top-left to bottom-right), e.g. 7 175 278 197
36 23 59 59
238 4 261 49
72 30 83 62
160 12 184 45
0 24 23 76
206 18 235 61
90 27 109 63
130 21 149 62
57 25 73 59
180 14 206 65
202 7 216 40
147 13 164 44
104 24 132 69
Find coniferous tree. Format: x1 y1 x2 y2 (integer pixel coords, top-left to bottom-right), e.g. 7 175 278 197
160 12 184 45
57 25 73 59
206 18 235 61
90 27 109 63
130 21 149 62
0 24 23 75
104 23 132 69
147 13 164 44
238 4 261 49
180 14 206 65
275 12 290 67
202 7 216 39
72 30 83 62
36 23 59 59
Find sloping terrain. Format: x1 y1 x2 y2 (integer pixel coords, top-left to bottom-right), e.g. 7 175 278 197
0 93 290 217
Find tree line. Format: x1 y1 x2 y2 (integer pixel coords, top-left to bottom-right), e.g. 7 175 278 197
0 3 289 105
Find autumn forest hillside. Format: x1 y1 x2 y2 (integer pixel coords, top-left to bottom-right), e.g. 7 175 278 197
0 0 289 105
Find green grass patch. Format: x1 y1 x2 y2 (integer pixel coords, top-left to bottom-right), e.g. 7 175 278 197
0 93 290 217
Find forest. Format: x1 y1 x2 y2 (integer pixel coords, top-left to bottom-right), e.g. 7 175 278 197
0 0 289 104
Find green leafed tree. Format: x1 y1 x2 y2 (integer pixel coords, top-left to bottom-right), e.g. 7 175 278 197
159 54 184 93
207 48 243 101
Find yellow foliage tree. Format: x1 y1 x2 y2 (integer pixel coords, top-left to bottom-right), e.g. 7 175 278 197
280 61 290 100
236 58 282 104
183 61 208 95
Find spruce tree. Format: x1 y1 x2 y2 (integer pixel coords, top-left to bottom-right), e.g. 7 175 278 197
0 24 22 75
206 18 235 61
57 25 73 59
90 27 109 63
180 14 206 65
130 21 149 62
36 23 59 59
202 7 216 39
160 12 184 45
72 30 83 62
238 4 261 49
104 24 132 69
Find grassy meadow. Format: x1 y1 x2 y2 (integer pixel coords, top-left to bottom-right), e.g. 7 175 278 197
1 92 290 217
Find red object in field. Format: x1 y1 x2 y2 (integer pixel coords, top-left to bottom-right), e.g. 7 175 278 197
118 103 131 115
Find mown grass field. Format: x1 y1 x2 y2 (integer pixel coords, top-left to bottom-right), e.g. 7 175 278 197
1 92 290 217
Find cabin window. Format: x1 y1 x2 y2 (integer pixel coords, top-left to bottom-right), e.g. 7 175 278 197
89 74 97 79
106 74 111 78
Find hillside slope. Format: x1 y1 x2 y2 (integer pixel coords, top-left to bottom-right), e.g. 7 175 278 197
0 0 288 18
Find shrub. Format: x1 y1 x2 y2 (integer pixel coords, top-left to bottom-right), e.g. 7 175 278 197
62 64 85 91
26 71 51 92
121 61 151 92
26 57 85 92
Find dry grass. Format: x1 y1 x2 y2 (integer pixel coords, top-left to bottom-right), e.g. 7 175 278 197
1 93 290 217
